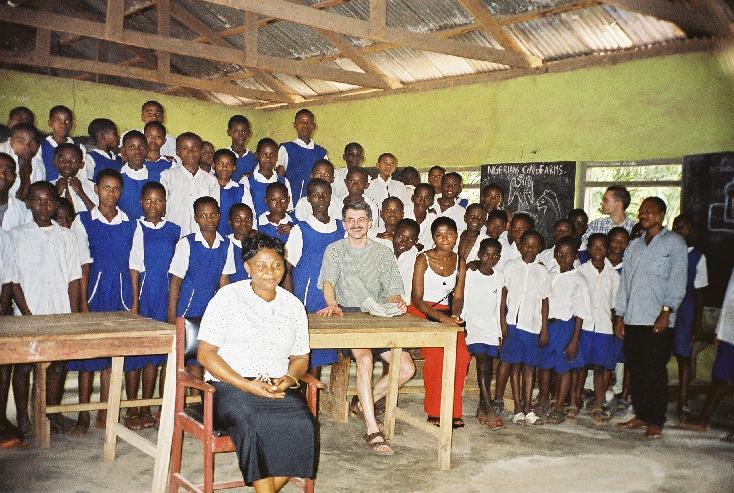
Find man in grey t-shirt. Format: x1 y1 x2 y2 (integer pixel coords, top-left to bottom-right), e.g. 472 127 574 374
318 200 415 456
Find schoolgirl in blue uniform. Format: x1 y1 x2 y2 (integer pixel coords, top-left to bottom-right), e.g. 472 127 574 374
286 178 344 368
257 182 294 244
144 121 174 176
85 118 122 182
212 149 247 237
227 203 256 283
69 168 136 432
227 114 257 182
277 109 327 202
242 137 292 220
125 182 180 430
118 130 159 220
41 105 84 182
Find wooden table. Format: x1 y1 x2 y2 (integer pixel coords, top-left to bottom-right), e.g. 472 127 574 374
307 312 461 470
0 312 176 493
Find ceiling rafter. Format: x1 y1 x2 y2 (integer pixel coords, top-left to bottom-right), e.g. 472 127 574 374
458 0 534 59
603 0 730 37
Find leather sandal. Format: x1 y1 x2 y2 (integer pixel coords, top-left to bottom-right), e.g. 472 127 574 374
123 414 144 431
363 431 394 456
350 396 364 421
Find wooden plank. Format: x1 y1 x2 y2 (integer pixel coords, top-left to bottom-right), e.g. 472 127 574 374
382 347 401 439
105 0 125 37
203 0 534 67
34 362 50 449
46 395 201 413
0 7 393 89
157 0 171 78
112 424 158 458
151 346 178 493
0 52 297 104
438 333 457 470
369 0 386 39
393 408 439 437
604 0 730 37
243 10 258 67
103 356 124 462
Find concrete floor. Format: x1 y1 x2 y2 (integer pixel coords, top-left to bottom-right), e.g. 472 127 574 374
1 391 733 493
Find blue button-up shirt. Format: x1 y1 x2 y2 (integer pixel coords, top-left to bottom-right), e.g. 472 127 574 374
614 227 687 326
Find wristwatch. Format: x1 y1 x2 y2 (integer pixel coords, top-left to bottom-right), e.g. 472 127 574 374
661 305 673 313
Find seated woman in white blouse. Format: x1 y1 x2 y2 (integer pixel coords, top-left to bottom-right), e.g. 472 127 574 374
197 233 315 493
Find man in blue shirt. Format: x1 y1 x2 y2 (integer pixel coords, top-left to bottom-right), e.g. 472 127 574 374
614 196 687 438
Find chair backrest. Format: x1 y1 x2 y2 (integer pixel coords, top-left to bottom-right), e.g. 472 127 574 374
175 317 202 371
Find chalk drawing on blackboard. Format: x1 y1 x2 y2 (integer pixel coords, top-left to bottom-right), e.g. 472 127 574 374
506 166 563 228
709 178 734 233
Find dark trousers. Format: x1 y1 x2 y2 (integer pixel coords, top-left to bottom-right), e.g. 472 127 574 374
623 325 673 426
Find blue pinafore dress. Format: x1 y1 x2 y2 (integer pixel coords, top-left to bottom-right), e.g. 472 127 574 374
68 210 136 372
176 234 230 318
217 183 245 237
118 169 160 220
124 220 181 371
292 220 345 367
259 219 293 244
247 174 288 220
281 141 327 203
228 237 250 283
145 158 173 176
89 151 123 182
233 151 257 182
673 248 704 358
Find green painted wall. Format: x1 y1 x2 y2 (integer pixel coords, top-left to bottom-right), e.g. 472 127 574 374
0 69 247 148
260 52 734 168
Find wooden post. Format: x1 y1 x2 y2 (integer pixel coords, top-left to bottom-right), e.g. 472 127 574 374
33 362 50 449
103 356 124 462
438 331 457 470
244 11 258 68
326 353 351 423
383 347 401 440
157 0 171 80
151 345 177 493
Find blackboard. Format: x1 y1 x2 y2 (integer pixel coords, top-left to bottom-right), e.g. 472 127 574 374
480 162 576 247
682 152 734 307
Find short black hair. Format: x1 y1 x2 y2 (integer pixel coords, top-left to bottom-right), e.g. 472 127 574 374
343 142 363 154
568 208 588 221
10 122 40 143
512 212 535 229
241 232 285 262
399 166 420 184
27 180 59 201
413 182 434 197
428 165 445 175
0 152 15 171
553 218 574 230
176 131 202 148
674 212 694 227
256 137 278 153
55 196 76 217
442 172 462 184
88 118 117 143
213 148 236 164
382 196 404 209
144 120 167 135
122 129 146 146
346 166 368 181
479 237 502 254
49 105 72 120
295 108 315 121
266 181 289 198
431 216 457 236
193 195 219 214
487 209 508 223
643 196 667 214
481 183 504 197
587 232 609 248
395 218 419 237
9 106 34 125
142 100 164 112
554 235 580 253
465 203 486 216
96 168 123 187
228 114 251 130
378 152 396 163
141 181 165 197
307 177 332 195
229 202 253 221
520 230 544 245
55 142 83 161
608 226 630 240
607 185 631 210
312 158 334 173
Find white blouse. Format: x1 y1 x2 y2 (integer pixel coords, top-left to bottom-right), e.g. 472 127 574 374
198 281 310 381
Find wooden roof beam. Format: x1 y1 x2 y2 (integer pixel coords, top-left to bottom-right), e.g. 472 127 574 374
157 0 171 78
0 7 393 89
604 0 730 37
202 0 536 68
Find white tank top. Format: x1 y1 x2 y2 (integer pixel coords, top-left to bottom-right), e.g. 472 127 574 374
422 253 458 304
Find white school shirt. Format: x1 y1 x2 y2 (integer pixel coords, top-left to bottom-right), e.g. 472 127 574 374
1 195 32 231
70 207 128 266
128 218 176 272
240 165 294 210
0 228 14 285
198 281 309 381
496 237 521 272
401 185 415 213
159 165 220 237
538 246 580 270
285 215 341 266
220 179 255 217
579 259 620 334
395 246 419 304
276 138 328 170
168 231 235 279
433 198 467 232
120 130 176 159
50 175 99 214
5 146 45 198
403 207 438 250
462 232 490 262
503 257 551 334
462 268 505 346
10 221 82 315
83 148 118 181
294 194 343 223
688 246 709 289
257 211 294 231
44 135 86 163
716 268 734 345
332 166 371 199
366 176 407 212
547 267 592 322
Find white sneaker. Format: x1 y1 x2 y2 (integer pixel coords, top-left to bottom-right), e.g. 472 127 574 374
525 411 544 425
512 412 525 424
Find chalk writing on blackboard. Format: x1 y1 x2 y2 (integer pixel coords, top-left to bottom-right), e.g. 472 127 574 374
709 178 734 233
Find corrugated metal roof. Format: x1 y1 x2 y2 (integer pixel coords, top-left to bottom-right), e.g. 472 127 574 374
0 0 719 105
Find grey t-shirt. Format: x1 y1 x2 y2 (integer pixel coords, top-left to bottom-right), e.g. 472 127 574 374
318 239 404 308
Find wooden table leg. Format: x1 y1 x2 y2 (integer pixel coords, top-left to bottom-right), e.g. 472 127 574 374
151 348 176 493
327 353 351 423
103 356 124 462
33 362 50 449
438 332 457 471
383 347 402 440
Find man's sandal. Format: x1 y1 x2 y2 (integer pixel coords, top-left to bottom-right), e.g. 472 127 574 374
363 431 394 456
350 396 364 421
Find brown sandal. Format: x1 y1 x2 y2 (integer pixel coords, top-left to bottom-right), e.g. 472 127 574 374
363 431 394 456
139 411 157 429
123 414 144 431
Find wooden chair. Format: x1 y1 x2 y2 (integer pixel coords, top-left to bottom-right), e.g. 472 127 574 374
169 317 318 493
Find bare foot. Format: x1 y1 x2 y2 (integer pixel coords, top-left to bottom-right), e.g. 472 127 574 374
49 415 77 434
95 410 107 429
16 414 31 436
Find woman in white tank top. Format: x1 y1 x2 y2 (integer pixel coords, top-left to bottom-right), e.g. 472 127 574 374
409 216 470 428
